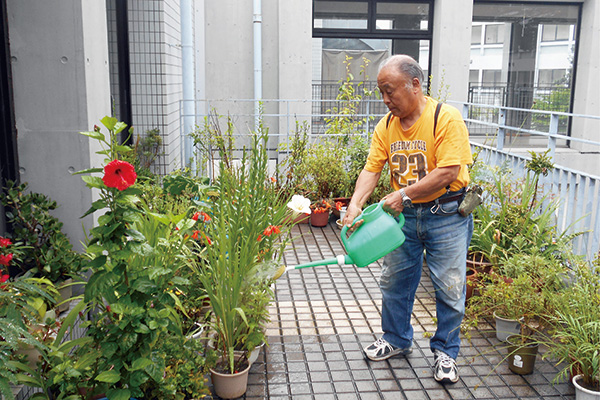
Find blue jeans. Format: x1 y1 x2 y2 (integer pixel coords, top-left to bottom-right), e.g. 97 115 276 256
380 199 473 359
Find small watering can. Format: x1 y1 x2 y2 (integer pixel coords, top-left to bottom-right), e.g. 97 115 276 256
275 201 405 278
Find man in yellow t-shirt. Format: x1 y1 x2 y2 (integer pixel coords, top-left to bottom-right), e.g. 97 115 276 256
342 55 473 384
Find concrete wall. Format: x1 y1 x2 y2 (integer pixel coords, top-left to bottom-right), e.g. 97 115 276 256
7 0 110 251
570 0 600 172
430 0 473 103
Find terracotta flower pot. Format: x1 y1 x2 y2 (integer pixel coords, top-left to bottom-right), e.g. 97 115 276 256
310 211 330 227
466 267 478 301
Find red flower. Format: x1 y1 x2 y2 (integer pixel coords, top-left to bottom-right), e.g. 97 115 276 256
192 211 211 222
0 254 13 267
0 274 9 290
261 225 281 238
203 234 212 245
102 160 137 191
191 230 200 240
200 212 211 222
0 237 12 248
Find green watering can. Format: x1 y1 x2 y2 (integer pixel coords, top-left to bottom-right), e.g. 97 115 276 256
274 201 405 279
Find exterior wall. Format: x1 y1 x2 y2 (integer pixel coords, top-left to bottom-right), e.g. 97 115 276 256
430 0 473 102
571 0 600 166
7 0 110 251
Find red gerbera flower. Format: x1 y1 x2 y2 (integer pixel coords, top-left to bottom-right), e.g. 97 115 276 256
0 237 12 248
102 160 137 191
0 253 13 267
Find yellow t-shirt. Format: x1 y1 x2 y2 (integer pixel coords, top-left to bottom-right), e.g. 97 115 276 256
365 97 473 203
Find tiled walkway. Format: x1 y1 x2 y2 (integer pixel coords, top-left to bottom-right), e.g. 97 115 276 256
232 221 575 400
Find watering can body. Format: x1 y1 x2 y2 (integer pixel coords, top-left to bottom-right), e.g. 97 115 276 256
341 201 405 267
277 201 405 277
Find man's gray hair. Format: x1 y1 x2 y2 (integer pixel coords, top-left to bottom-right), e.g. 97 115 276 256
380 55 425 85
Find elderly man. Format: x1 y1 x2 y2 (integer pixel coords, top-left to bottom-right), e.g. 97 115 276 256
342 55 473 383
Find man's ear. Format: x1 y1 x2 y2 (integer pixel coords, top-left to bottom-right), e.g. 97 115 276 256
412 77 421 92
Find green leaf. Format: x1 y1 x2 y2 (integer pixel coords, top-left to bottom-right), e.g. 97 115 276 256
88 255 107 270
80 130 105 141
106 388 131 400
126 228 146 241
115 144 133 153
132 278 156 293
114 121 128 134
176 217 196 232
147 211 170 225
101 115 117 131
131 357 153 371
145 361 164 382
81 175 105 189
96 369 120 383
72 167 103 175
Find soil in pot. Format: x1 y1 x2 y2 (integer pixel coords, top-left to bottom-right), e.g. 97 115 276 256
210 356 251 399
506 335 539 375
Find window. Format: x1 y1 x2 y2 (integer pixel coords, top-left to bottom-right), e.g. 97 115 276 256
313 0 434 91
541 24 571 42
313 1 368 30
484 24 503 45
471 25 482 45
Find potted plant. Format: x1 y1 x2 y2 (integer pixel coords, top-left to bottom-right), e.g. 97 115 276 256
540 259 600 398
73 117 200 400
194 116 293 399
310 199 332 227
0 181 86 313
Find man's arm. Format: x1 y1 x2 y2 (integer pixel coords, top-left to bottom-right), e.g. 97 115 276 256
343 169 381 227
382 165 460 217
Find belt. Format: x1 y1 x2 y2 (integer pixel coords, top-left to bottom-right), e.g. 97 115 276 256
413 189 465 208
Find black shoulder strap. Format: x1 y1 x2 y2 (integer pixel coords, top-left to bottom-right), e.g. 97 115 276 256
433 102 443 138
386 112 393 129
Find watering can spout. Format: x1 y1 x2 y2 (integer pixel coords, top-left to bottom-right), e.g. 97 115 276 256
293 254 353 270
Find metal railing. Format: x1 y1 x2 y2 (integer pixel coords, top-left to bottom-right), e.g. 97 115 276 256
181 98 600 261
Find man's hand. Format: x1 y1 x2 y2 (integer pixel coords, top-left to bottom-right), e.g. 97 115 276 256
342 203 363 230
382 190 404 217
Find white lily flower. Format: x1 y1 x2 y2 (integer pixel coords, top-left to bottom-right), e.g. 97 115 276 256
287 195 311 214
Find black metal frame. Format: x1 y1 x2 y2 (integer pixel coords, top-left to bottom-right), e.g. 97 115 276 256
0 0 18 188
115 0 133 145
312 0 434 90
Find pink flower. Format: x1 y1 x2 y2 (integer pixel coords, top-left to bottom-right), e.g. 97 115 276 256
102 160 137 191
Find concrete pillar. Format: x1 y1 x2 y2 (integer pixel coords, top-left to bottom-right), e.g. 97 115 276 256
570 0 600 173
430 0 473 102
7 0 110 251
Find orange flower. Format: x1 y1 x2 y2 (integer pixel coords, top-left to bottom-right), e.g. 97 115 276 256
191 230 200 240
203 234 212 245
192 212 201 221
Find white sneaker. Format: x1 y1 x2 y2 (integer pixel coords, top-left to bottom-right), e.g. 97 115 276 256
433 349 459 383
363 338 412 361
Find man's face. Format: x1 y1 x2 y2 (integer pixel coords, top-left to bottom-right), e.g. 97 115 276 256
377 67 418 119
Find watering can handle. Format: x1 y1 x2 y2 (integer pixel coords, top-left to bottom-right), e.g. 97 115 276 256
341 201 404 248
